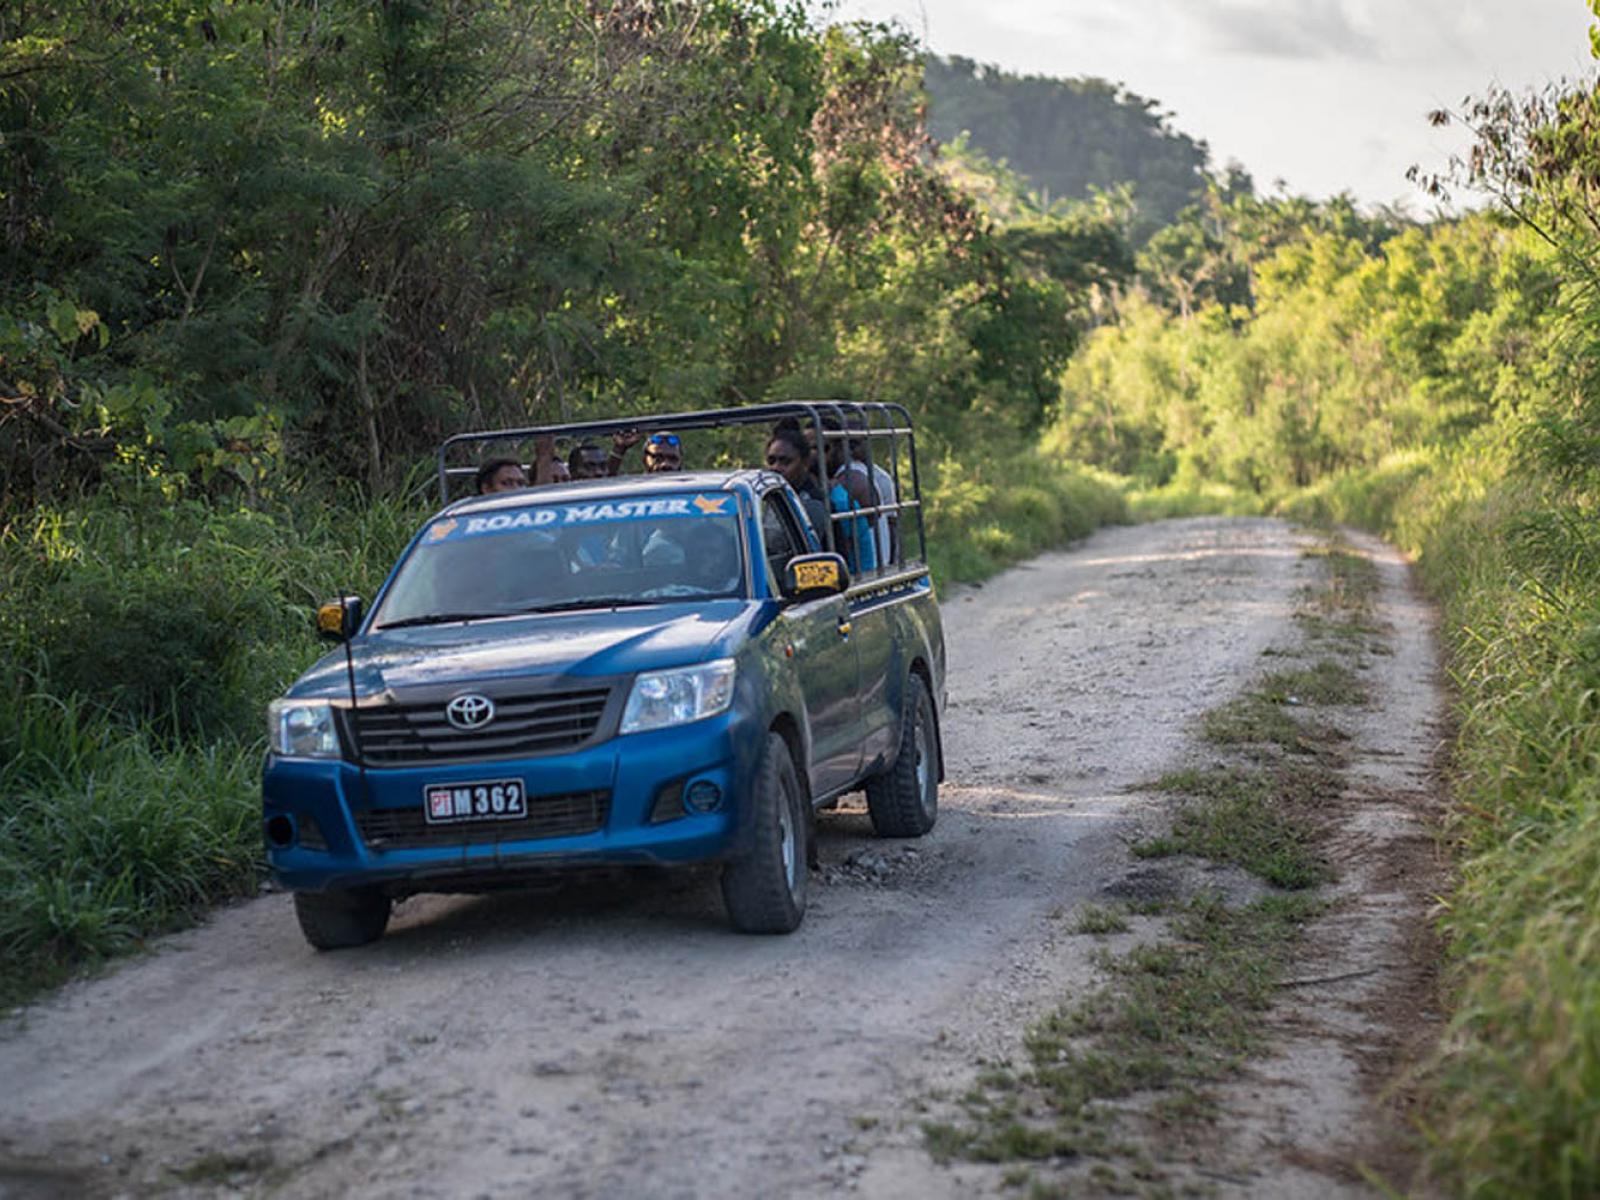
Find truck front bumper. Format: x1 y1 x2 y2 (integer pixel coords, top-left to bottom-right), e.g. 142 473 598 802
263 707 760 894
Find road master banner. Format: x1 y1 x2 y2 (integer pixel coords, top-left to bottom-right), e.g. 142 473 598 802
424 493 735 543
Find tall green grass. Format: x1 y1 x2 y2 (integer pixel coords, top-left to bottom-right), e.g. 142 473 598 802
0 681 262 1006
0 486 429 1008
924 449 1126 584
1125 478 1267 521
1282 437 1600 1197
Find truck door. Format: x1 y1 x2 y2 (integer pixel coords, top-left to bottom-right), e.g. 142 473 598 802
761 490 861 795
846 494 904 774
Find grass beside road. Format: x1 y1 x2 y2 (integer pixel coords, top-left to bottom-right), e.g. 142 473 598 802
924 893 1325 1179
922 529 1376 1193
0 686 263 1010
924 449 1127 586
1289 457 1600 1197
0 491 424 1012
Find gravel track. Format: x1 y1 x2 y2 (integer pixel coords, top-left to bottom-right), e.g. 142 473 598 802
0 517 1369 1199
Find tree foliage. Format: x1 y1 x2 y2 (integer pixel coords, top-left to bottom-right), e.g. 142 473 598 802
1048 189 1555 491
1 3 1111 510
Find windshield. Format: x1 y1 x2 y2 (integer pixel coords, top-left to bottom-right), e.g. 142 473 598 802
373 492 747 629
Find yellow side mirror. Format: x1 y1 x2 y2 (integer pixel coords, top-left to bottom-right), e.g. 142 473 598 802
782 553 850 601
316 595 364 642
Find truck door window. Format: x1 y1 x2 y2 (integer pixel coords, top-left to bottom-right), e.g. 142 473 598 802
760 492 804 587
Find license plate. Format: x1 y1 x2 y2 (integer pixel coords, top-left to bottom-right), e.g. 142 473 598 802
424 779 527 825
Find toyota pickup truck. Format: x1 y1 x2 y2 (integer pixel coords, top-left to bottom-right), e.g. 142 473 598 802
262 403 946 948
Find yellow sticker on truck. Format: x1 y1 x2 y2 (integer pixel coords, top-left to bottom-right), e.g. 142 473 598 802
792 559 841 592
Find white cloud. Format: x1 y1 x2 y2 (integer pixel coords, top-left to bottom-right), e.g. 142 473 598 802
1180 0 1378 61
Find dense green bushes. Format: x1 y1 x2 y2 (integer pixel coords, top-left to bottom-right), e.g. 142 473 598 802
924 448 1125 583
0 489 430 1004
3 4 1110 507
1048 212 1558 494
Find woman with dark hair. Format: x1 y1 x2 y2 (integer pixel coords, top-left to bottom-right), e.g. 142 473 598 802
765 424 828 544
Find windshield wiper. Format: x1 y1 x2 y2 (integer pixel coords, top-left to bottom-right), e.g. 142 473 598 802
375 611 510 630
521 597 657 614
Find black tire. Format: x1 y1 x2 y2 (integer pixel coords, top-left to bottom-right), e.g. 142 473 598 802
866 673 938 838
721 732 808 934
293 887 391 951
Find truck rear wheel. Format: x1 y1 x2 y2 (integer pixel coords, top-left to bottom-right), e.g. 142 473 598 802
721 732 808 933
293 887 391 951
866 673 938 837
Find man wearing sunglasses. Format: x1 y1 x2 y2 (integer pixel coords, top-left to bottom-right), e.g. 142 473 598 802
606 430 684 474
642 431 683 472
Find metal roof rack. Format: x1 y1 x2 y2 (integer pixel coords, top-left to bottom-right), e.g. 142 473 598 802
437 400 926 569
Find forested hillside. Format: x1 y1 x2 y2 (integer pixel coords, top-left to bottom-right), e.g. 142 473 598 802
923 54 1217 238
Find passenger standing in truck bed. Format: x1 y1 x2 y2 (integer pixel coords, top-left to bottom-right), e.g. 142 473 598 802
841 417 897 565
820 416 877 574
607 430 685 475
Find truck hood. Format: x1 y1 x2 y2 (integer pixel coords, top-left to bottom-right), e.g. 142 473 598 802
287 601 754 701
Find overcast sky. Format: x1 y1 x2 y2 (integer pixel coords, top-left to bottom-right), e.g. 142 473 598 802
824 0 1596 210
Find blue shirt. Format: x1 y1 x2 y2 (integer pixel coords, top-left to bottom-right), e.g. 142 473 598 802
829 483 877 574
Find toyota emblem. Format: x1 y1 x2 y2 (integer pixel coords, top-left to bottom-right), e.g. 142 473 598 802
445 693 495 730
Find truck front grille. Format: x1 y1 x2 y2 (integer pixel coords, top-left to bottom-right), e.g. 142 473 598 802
349 686 613 766
355 790 610 850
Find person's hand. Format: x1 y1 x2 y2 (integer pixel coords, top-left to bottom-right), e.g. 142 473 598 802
607 429 642 475
531 434 558 485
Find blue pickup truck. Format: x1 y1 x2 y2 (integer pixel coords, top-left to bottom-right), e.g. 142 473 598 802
262 403 946 948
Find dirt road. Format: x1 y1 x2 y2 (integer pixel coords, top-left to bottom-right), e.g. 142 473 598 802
0 517 1437 1198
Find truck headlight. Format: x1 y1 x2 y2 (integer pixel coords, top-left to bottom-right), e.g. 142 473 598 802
620 660 737 735
268 699 341 758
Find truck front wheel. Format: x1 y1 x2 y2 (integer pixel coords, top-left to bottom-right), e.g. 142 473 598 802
866 673 938 837
721 732 808 933
293 887 391 951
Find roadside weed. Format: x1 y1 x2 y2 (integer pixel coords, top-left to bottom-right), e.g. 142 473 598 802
1260 659 1367 707
1072 904 1131 935
1139 765 1333 889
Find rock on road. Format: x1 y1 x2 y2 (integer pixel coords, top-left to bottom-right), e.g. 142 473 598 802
0 518 1329 1199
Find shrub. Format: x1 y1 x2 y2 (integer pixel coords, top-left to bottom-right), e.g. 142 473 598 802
27 562 280 739
0 486 427 1007
925 449 1126 585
